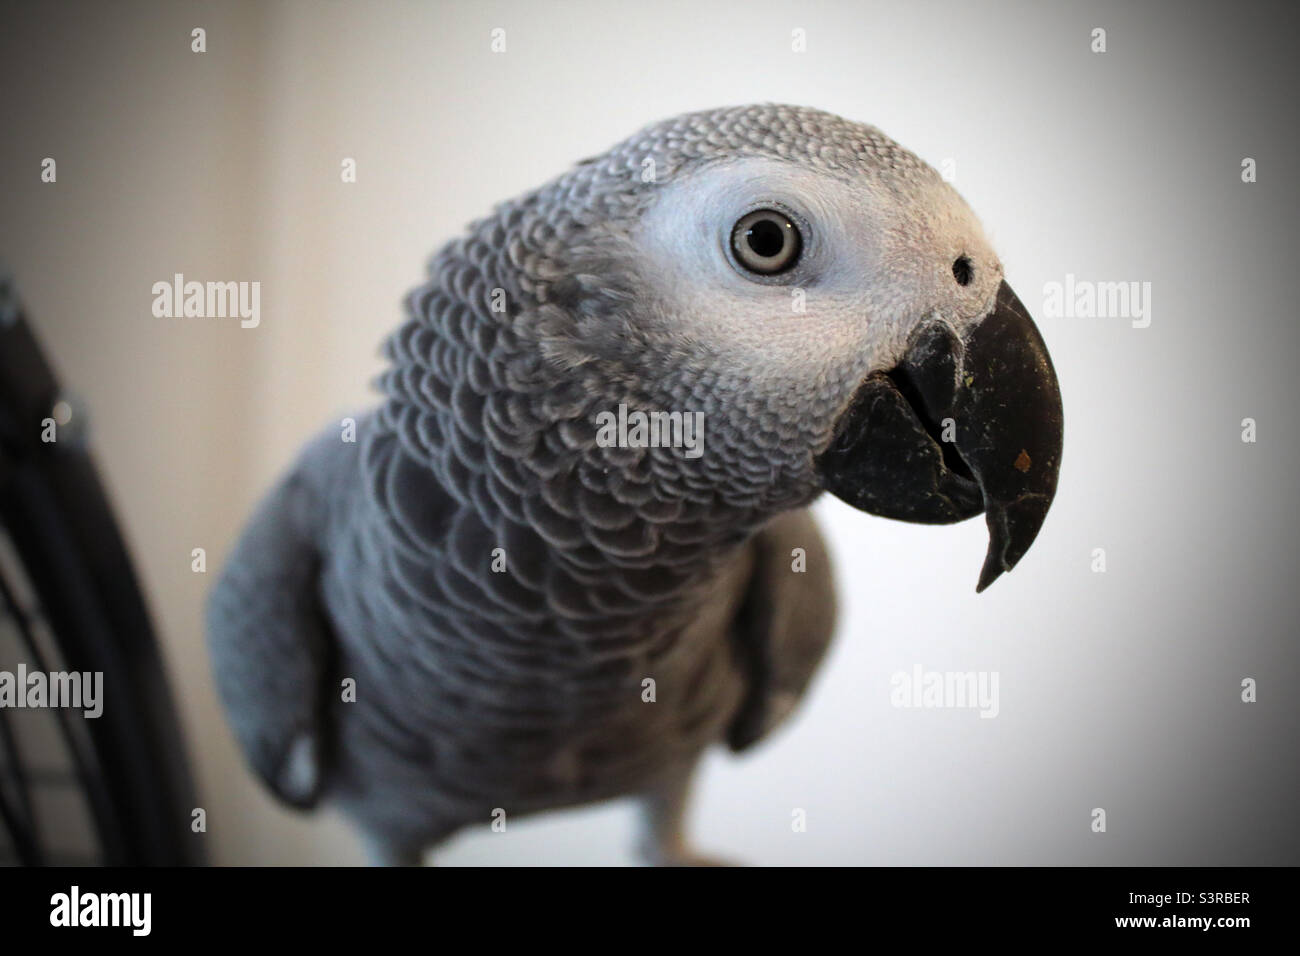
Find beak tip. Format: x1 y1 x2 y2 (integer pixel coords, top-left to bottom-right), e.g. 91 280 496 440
975 556 1004 594
975 493 1055 594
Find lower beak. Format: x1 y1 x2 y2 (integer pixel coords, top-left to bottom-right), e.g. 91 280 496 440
816 281 1063 592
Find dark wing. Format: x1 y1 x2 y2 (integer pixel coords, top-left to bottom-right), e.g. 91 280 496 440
205 431 346 808
727 508 837 752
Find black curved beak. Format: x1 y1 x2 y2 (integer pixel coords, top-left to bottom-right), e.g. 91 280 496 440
816 281 1063 592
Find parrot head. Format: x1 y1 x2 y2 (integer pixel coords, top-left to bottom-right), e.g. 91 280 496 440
413 104 1063 590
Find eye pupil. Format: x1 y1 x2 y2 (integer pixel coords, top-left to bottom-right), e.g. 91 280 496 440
953 255 973 286
746 219 786 258
731 209 803 276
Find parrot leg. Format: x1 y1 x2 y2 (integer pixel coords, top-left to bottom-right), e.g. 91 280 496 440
634 764 735 866
362 819 461 866
363 835 427 867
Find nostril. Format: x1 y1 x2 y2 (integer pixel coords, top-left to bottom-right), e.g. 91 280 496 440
952 255 973 286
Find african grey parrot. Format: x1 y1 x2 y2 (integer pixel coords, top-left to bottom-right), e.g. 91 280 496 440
207 104 1063 865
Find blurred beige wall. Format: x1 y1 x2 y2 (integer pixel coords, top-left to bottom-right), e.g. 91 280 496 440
0 0 370 864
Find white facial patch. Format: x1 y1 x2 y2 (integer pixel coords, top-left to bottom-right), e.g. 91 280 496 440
632 156 1002 384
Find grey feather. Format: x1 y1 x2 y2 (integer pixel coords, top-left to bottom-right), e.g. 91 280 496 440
207 104 1027 861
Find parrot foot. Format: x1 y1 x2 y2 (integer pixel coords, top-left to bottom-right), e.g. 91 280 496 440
275 733 321 806
636 840 739 867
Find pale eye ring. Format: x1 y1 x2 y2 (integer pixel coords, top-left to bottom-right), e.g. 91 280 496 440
730 209 802 275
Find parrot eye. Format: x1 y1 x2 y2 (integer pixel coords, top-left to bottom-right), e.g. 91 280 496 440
730 209 802 275
952 255 973 286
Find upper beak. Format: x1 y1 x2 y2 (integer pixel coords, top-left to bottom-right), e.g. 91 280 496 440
816 281 1063 592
